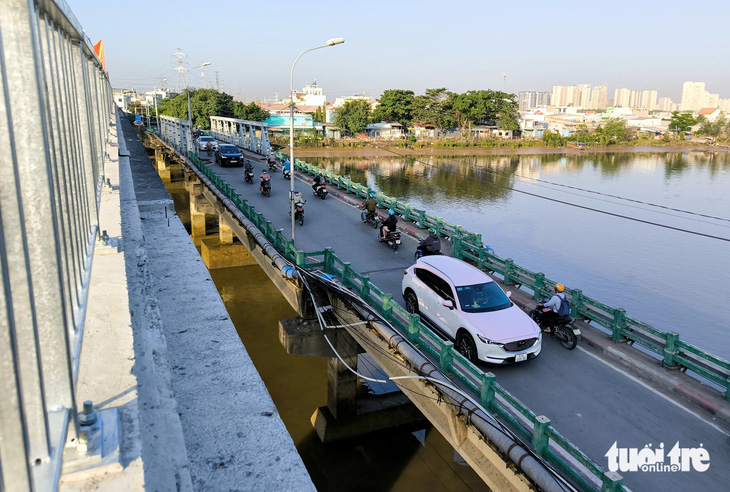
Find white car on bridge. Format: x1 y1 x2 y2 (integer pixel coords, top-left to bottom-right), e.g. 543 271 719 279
198 135 218 151
402 256 541 364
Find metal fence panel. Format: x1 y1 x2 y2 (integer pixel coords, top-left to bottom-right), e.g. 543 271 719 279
0 0 112 489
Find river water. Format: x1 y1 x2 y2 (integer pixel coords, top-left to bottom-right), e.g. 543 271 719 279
159 149 728 490
304 150 730 361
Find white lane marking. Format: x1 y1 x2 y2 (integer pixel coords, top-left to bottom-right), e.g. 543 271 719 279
578 346 730 437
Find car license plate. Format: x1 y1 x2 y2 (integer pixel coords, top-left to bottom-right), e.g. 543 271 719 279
515 353 527 362
573 328 581 336
396 240 401 244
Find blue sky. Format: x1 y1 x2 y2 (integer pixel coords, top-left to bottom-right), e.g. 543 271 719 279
69 0 729 102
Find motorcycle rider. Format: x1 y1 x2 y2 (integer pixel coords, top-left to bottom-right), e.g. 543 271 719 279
417 228 441 257
380 209 397 241
205 140 213 154
283 158 291 178
312 171 325 194
260 169 271 193
537 284 568 333
361 193 377 222
243 159 254 181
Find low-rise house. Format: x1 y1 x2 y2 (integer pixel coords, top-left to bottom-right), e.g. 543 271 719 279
366 122 404 138
697 108 721 121
470 125 514 139
412 125 438 138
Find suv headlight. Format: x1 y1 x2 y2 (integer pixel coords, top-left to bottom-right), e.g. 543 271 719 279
477 334 501 346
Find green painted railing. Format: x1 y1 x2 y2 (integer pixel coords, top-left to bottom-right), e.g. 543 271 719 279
184 149 628 491
277 151 730 402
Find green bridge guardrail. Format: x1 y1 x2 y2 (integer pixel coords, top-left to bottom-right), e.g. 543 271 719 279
183 149 629 491
277 151 730 402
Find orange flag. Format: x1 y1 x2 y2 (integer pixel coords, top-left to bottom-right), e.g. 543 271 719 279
93 40 106 72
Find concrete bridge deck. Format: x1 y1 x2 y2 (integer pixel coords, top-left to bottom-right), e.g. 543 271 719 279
61 115 315 491
183 140 730 491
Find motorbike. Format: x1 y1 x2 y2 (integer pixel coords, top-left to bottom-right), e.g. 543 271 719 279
260 178 271 197
314 183 328 200
206 144 213 156
379 229 401 251
529 299 580 350
283 167 291 180
414 248 443 261
268 160 278 172
289 192 305 226
244 168 254 184
362 210 379 229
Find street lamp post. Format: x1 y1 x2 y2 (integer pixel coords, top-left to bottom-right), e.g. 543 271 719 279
186 62 211 154
289 38 344 243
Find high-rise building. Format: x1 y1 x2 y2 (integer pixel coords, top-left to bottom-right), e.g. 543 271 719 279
551 85 569 107
590 84 608 110
640 90 658 110
657 97 675 112
719 99 730 113
575 84 592 108
613 88 632 108
680 82 707 112
518 91 551 110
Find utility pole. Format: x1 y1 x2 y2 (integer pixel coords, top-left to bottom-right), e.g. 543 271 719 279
215 71 219 92
174 48 186 92
154 94 159 128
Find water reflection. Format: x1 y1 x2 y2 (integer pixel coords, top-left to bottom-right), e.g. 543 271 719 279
305 151 730 360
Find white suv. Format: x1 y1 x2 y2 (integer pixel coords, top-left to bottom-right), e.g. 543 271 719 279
402 256 541 364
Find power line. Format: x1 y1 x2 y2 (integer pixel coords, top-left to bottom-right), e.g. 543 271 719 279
359 142 730 243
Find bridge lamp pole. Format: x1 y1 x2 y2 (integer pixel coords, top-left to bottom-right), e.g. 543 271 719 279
187 62 211 154
289 38 344 243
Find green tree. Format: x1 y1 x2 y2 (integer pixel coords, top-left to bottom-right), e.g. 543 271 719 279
542 130 565 147
371 90 415 127
333 99 371 135
447 90 518 133
668 111 697 133
159 88 236 129
594 118 628 144
412 88 456 130
233 101 270 121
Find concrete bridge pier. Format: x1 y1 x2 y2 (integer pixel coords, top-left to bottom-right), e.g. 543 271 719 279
201 215 257 269
280 313 427 443
154 148 171 183
189 182 212 245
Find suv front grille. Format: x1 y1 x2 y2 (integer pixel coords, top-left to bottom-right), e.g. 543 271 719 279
504 338 537 352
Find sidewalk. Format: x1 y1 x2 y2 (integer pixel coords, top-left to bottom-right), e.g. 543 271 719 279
61 113 315 491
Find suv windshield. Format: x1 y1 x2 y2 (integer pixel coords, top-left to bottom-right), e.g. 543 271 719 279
220 145 238 153
200 136 212 142
455 282 510 313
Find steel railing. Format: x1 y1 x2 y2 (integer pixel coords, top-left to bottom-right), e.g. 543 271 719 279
0 0 113 489
286 153 730 401
165 147 627 491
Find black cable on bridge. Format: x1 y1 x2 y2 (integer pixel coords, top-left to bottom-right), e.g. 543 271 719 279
300 268 577 492
357 141 730 243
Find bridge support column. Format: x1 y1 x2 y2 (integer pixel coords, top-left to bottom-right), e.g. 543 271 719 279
190 184 214 245
200 216 257 269
219 218 233 245
279 316 427 443
155 148 171 183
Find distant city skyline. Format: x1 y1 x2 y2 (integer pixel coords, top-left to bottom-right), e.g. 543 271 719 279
68 0 730 102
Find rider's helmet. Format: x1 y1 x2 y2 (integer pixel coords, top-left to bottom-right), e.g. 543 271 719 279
555 283 565 293
369 193 375 198
428 227 436 234
388 209 395 216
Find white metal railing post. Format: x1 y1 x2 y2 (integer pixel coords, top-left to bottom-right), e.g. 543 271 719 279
0 0 113 489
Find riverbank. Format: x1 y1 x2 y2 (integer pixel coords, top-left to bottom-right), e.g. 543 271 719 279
283 143 725 158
